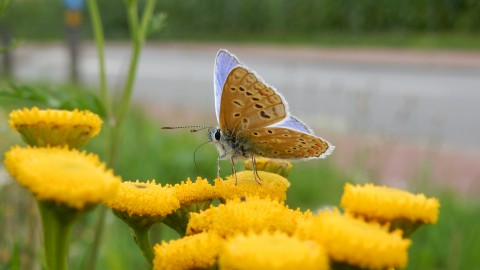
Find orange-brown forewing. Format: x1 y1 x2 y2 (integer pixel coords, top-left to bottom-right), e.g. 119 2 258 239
219 67 287 134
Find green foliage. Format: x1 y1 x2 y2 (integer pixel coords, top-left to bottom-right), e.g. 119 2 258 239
0 0 13 17
0 83 106 117
148 12 167 36
0 0 64 40
286 160 349 210
409 192 480 269
150 0 480 35
2 0 480 47
85 104 230 183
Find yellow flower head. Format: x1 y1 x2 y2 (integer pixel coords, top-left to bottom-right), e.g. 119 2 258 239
244 158 293 177
106 180 180 218
341 183 440 224
153 232 223 270
215 171 290 202
4 146 120 209
9 107 102 148
219 231 329 270
170 177 217 206
161 178 217 235
297 211 411 269
186 197 304 238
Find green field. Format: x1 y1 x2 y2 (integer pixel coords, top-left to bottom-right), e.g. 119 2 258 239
2 0 480 50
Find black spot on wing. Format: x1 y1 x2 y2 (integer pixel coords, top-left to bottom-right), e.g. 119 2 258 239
260 111 271 119
233 100 244 107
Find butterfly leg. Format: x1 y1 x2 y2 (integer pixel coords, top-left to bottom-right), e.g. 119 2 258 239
217 157 221 180
251 155 262 185
230 156 238 185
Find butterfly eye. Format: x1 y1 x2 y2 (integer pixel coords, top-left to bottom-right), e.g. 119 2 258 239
214 129 221 141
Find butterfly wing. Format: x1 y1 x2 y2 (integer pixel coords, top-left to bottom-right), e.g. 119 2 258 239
239 127 334 159
271 115 314 134
219 66 288 134
214 49 240 123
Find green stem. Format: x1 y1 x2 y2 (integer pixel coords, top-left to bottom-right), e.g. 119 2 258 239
115 0 157 128
112 210 162 266
114 0 138 129
139 0 158 38
38 201 83 270
84 205 107 270
84 1 158 269
163 200 213 237
132 226 155 266
85 1 114 270
109 0 157 164
86 0 112 122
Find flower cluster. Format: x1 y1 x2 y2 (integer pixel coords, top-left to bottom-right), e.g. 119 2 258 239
5 108 119 209
186 196 305 237
151 178 439 270
97 155 439 269
4 107 120 270
3 107 441 270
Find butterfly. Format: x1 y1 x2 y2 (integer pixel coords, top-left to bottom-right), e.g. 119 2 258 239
208 49 335 182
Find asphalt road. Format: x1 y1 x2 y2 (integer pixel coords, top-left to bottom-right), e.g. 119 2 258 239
13 43 480 153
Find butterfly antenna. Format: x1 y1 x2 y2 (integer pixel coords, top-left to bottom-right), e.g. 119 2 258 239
193 139 212 176
161 125 212 132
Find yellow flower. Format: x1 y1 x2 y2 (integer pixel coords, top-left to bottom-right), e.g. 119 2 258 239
297 211 411 270
186 197 304 238
9 107 102 148
153 232 223 270
106 180 180 218
219 231 329 270
106 182 180 266
162 177 217 236
244 158 293 177
169 177 217 206
215 170 290 202
4 146 120 209
341 183 440 224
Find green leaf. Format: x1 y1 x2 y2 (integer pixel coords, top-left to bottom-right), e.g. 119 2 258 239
148 12 167 36
0 83 106 118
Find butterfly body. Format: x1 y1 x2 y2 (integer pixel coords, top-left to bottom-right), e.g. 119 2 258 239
208 128 250 160
211 50 335 180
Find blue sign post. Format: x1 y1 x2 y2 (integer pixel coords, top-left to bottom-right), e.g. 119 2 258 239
63 0 85 83
63 0 84 11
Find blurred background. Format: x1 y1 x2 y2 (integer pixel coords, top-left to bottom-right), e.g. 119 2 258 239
1 0 480 269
